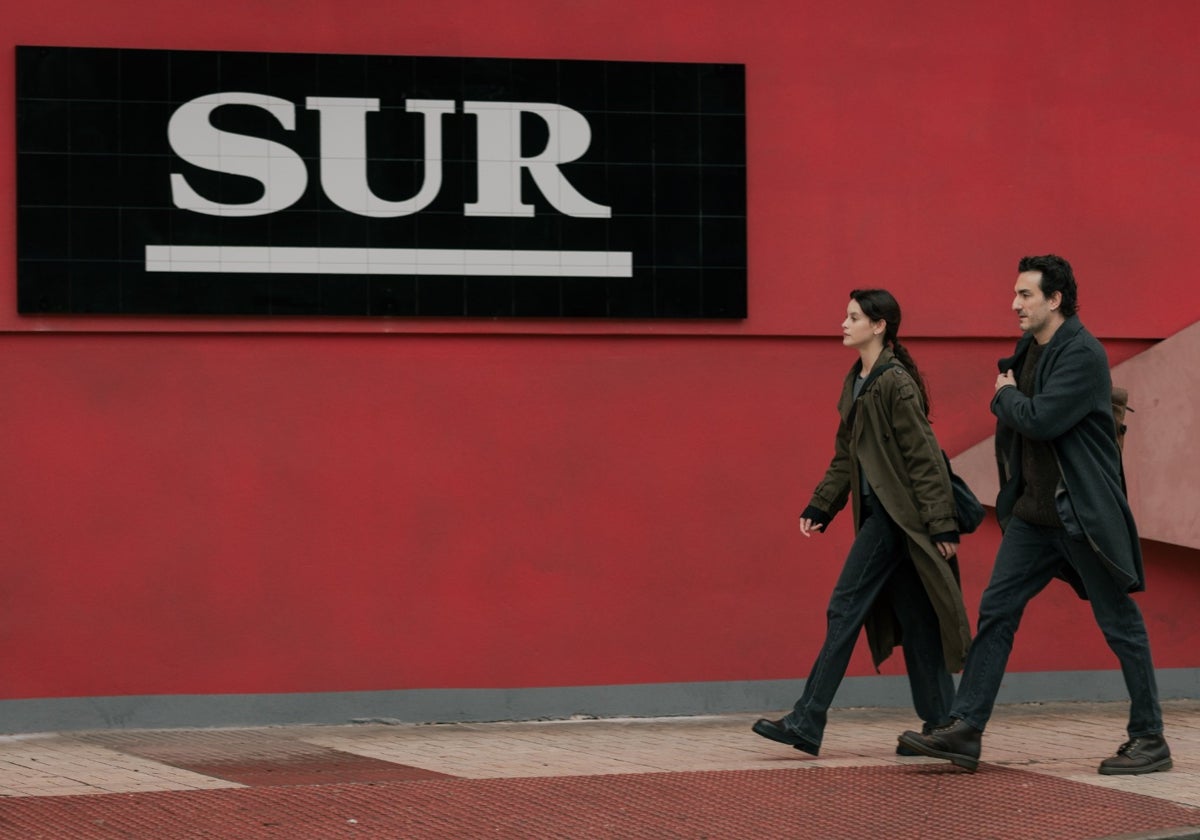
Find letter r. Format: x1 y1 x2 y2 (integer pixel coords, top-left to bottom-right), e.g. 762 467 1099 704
463 101 611 218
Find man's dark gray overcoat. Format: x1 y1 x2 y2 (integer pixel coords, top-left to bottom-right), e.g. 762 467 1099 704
992 315 1144 594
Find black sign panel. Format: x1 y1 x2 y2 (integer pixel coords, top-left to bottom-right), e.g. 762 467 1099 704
16 46 746 318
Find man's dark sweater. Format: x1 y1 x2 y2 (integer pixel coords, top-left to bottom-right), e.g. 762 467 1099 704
1012 340 1063 527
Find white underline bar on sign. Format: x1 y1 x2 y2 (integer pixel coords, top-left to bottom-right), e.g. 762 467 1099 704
145 246 634 278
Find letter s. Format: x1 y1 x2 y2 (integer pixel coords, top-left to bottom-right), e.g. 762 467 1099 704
168 92 307 217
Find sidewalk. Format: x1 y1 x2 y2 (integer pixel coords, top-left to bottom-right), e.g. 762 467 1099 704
0 699 1196 838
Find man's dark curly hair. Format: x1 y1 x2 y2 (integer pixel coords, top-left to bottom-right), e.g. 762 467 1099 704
1018 254 1078 317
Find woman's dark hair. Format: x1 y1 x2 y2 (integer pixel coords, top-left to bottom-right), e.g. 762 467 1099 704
850 288 932 418
1018 254 1078 317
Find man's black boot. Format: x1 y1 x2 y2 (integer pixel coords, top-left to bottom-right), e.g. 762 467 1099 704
1098 735 1172 775
896 718 982 772
751 718 819 756
896 722 938 756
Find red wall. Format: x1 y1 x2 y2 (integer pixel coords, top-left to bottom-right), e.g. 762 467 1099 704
3 0 1198 704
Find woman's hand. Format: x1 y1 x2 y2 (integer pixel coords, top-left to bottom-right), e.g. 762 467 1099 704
798 517 825 538
935 541 957 559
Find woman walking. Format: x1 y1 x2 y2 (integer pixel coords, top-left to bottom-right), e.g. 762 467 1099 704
753 289 971 756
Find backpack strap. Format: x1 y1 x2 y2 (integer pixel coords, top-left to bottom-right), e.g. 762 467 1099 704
846 362 898 426
861 362 897 392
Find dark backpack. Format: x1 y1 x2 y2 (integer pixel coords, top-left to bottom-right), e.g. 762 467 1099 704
943 451 985 534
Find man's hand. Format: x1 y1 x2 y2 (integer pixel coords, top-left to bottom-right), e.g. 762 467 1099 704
935 541 957 559
995 370 1016 392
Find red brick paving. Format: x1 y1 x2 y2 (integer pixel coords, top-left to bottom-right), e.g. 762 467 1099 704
1 763 1198 839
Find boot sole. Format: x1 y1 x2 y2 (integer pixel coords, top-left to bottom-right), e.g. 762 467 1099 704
896 734 979 772
1098 756 1173 775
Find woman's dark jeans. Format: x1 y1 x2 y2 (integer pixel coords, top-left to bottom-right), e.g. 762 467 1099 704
951 516 1163 737
783 496 954 748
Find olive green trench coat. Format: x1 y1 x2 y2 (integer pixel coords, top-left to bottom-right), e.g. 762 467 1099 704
807 349 972 672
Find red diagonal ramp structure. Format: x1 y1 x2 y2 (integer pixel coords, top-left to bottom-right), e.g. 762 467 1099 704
951 320 1200 550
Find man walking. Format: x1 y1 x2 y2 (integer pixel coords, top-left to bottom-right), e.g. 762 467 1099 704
897 254 1171 775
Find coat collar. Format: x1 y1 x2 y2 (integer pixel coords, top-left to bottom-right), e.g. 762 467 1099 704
999 315 1083 373
851 346 899 386
842 347 900 424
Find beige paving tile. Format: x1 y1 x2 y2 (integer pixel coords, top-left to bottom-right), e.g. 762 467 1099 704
0 735 242 798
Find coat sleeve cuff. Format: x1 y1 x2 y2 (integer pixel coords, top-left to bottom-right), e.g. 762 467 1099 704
801 505 832 528
928 516 959 536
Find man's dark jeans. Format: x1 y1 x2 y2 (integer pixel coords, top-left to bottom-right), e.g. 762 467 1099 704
783 496 954 748
952 516 1163 737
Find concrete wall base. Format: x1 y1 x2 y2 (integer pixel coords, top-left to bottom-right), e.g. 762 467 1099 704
1 669 1196 733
